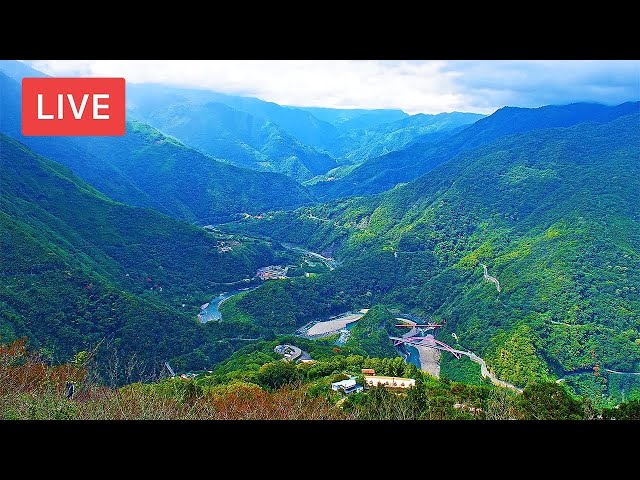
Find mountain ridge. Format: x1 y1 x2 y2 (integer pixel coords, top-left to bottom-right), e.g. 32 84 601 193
310 101 640 200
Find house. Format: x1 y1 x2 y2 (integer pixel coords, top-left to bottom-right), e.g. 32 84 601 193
256 265 288 280
361 368 375 375
331 378 363 394
364 375 415 390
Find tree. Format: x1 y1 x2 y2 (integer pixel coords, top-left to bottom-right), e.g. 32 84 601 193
602 399 640 420
256 361 302 390
519 381 584 420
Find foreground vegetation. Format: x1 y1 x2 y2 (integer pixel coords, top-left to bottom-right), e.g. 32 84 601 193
3 338 639 420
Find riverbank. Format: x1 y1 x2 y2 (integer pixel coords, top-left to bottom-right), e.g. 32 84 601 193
307 313 363 336
198 286 260 323
416 346 441 378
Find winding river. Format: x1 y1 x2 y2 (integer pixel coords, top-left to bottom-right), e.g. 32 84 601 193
198 286 260 323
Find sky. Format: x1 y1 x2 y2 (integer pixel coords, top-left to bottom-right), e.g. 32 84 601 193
25 60 640 115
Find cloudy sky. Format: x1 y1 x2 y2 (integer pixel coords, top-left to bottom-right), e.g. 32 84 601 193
25 60 640 115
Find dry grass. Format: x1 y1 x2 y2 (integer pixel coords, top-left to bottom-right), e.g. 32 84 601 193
0 339 352 420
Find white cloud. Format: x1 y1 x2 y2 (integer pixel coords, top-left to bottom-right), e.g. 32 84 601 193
25 60 640 115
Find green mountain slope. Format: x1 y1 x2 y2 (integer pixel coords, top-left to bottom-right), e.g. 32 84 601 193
224 114 640 392
323 111 485 164
0 134 288 376
0 72 312 224
298 107 409 133
127 100 337 181
311 102 640 200
127 83 340 150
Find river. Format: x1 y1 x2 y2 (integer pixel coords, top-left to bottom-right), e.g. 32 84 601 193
403 345 422 369
198 286 260 323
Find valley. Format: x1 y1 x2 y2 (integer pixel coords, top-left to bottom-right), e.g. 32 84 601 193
1 59 639 419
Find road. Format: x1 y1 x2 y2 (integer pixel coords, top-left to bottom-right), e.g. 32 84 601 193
282 243 339 270
217 337 261 342
604 368 640 375
464 351 522 393
480 263 501 292
557 367 640 383
392 334 522 393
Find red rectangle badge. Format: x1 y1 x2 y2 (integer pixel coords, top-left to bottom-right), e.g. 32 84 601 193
22 77 126 136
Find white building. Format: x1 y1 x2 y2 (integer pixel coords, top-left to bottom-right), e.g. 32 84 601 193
331 378 363 394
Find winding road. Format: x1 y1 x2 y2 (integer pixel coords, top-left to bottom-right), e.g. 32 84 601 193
392 318 521 392
464 351 522 392
282 243 339 270
604 368 640 376
480 263 501 292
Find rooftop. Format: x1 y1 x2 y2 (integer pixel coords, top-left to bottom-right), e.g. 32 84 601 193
332 379 356 389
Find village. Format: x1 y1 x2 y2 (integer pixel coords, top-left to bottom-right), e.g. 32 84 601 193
273 343 416 396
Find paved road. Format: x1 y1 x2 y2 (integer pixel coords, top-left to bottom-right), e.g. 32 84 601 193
465 351 522 393
480 263 501 292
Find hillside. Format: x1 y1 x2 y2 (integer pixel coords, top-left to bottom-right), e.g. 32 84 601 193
127 83 340 150
126 81 478 172
298 107 409 132
0 134 293 377
8 335 637 420
311 101 640 200
0 72 312 223
223 114 640 398
322 111 485 164
127 99 336 181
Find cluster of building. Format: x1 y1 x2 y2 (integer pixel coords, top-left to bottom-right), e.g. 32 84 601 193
215 240 237 253
330 369 416 396
242 213 267 220
274 344 302 362
257 265 288 280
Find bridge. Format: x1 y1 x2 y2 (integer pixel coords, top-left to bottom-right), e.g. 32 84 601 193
395 323 443 329
391 335 523 392
390 334 466 359
164 361 176 377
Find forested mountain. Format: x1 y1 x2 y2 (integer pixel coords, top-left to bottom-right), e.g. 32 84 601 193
127 82 479 173
0 134 288 376
0 72 312 223
298 107 409 132
127 83 340 153
224 114 640 396
310 101 640 200
322 111 484 164
2 59 638 408
126 98 336 181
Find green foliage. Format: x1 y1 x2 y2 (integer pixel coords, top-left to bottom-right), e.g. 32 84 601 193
486 324 551 388
346 305 400 358
519 382 586 420
439 354 484 386
310 101 639 200
0 72 312 224
0 134 290 380
316 111 483 165
224 114 640 402
602 399 640 420
126 90 337 181
255 361 302 390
